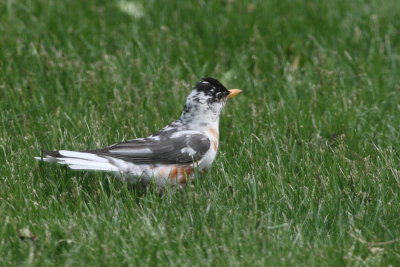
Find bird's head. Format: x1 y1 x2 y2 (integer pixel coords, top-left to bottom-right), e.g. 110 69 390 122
180 77 242 127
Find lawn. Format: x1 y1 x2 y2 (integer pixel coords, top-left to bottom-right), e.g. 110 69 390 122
1 0 400 265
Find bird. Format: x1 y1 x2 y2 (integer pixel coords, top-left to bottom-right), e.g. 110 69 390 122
35 77 242 187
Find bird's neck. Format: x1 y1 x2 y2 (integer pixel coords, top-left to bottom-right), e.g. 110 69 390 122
179 110 220 132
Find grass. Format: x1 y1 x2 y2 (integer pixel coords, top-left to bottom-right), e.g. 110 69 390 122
1 0 400 265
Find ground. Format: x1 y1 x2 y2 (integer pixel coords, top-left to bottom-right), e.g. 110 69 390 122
1 0 400 266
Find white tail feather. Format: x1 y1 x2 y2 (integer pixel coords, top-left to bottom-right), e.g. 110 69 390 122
58 150 109 162
69 165 120 171
58 158 119 171
35 150 120 172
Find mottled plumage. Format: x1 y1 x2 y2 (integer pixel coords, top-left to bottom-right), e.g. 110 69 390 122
35 77 242 187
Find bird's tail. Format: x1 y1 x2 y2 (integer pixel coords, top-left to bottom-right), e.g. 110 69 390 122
34 150 120 172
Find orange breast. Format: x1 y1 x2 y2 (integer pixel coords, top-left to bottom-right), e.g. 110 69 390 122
207 128 219 151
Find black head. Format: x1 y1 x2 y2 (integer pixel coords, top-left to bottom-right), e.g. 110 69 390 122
194 77 230 103
180 77 242 123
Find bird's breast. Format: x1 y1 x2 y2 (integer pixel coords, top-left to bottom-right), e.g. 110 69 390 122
207 128 219 151
192 127 219 173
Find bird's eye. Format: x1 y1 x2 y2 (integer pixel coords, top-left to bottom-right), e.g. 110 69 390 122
216 92 223 100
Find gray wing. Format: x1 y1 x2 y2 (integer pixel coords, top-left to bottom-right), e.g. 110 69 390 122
87 131 211 165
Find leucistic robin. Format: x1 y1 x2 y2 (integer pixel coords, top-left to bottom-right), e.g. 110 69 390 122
35 77 242 187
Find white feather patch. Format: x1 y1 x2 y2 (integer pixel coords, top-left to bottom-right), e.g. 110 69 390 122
181 147 196 156
170 130 200 139
109 148 152 155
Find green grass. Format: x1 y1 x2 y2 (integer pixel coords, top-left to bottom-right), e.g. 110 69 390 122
1 0 400 265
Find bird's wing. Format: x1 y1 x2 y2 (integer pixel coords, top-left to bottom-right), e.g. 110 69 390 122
87 130 211 165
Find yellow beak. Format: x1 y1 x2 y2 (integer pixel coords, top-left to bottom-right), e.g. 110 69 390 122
227 89 243 99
